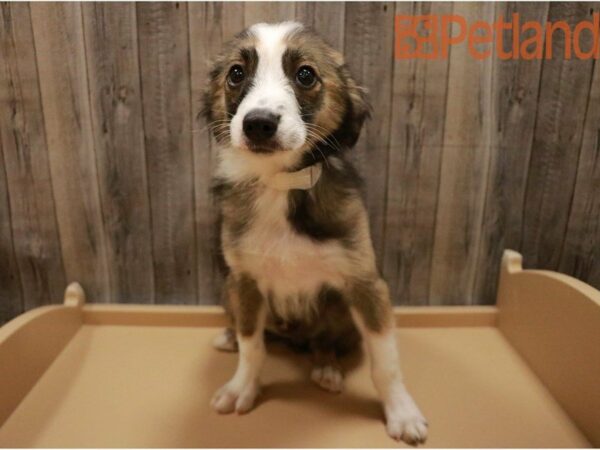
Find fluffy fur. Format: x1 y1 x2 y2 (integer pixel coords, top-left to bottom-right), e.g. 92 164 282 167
204 22 428 445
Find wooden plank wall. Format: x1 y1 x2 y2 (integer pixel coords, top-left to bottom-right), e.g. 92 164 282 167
0 2 599 321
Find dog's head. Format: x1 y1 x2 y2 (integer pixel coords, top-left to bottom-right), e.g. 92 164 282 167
203 22 370 176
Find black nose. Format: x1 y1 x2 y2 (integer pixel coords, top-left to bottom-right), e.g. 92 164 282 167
243 109 280 143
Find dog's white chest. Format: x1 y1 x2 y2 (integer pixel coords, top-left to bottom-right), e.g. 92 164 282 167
232 188 346 316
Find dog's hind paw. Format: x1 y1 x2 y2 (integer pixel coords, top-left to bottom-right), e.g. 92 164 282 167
212 328 238 352
310 365 343 393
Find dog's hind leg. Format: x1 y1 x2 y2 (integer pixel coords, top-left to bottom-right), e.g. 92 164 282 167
213 327 238 352
310 348 343 393
213 274 240 352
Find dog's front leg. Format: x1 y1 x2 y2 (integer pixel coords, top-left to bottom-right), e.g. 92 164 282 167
211 274 266 414
349 278 428 445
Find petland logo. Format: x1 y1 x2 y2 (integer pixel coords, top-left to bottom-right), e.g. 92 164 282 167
395 13 600 60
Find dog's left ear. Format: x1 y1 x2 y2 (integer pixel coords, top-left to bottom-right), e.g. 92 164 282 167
336 65 372 148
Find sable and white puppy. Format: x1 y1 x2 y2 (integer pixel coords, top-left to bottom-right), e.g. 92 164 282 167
204 22 428 445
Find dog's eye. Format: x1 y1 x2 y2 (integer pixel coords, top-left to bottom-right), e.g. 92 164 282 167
227 65 245 86
296 66 317 88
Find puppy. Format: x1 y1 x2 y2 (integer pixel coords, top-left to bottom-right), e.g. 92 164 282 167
203 22 428 445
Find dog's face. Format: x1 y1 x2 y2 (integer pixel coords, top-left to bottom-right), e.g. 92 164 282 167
204 22 369 174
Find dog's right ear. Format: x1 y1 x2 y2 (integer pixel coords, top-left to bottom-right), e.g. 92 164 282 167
335 65 372 148
202 53 235 143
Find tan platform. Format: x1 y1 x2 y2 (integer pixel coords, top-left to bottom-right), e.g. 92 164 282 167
0 250 598 447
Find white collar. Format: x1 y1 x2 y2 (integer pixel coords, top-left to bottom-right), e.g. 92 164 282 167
262 163 322 191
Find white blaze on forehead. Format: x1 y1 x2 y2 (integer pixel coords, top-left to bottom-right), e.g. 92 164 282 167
249 21 303 61
247 21 302 95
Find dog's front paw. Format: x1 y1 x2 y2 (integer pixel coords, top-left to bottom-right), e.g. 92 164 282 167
385 403 428 446
311 365 343 393
211 379 260 414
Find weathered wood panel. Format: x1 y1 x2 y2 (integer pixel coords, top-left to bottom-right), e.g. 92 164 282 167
244 2 296 26
429 2 496 305
472 2 549 304
188 3 244 304
521 3 597 270
0 131 22 323
0 2 599 321
559 57 600 287
188 2 219 306
0 3 65 310
82 3 154 303
382 2 452 305
30 2 111 302
137 2 197 304
344 2 395 267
